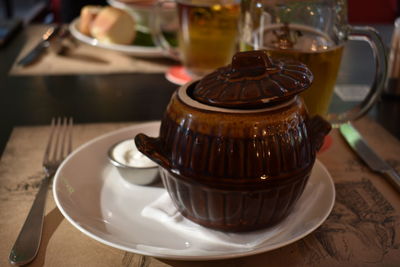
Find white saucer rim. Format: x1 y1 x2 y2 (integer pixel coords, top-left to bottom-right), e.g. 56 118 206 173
53 122 336 261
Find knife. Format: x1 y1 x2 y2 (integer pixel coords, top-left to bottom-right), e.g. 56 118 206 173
340 122 400 192
17 25 60 67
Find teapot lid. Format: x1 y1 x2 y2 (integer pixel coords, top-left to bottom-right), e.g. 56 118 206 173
191 50 313 109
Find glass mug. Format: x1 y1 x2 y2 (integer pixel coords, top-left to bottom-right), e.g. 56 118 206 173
241 0 387 124
153 0 241 78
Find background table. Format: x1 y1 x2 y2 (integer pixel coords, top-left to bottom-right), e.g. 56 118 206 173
0 24 399 158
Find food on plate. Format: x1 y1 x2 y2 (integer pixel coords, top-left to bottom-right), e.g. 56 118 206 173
91 7 136 45
107 138 159 185
79 6 136 45
111 139 157 168
79 5 102 35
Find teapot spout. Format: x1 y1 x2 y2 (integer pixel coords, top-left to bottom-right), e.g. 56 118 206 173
135 134 171 169
309 115 332 152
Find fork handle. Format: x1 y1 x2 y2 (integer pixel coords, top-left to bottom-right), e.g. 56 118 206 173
9 176 51 265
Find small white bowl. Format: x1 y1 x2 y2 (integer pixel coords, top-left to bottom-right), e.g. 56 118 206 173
108 138 159 185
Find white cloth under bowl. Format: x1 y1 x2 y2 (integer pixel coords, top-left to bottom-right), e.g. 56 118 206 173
141 192 289 250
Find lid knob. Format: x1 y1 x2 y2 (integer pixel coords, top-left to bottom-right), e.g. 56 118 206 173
227 50 279 82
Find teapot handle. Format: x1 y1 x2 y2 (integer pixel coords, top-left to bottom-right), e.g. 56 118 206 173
135 134 172 170
309 115 332 153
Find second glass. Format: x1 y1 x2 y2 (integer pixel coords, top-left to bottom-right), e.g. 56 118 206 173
153 0 240 78
240 0 387 124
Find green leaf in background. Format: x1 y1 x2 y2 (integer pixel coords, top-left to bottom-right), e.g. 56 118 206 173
132 31 177 47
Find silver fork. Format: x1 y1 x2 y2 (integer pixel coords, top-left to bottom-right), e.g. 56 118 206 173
9 117 73 266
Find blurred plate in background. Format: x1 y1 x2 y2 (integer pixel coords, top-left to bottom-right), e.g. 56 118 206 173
107 0 177 34
69 18 166 57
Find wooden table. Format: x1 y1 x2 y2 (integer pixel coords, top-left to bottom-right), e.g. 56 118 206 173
0 23 399 266
0 117 399 266
0 24 399 156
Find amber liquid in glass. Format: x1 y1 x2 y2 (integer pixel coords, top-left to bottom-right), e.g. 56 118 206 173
178 1 240 77
250 24 344 116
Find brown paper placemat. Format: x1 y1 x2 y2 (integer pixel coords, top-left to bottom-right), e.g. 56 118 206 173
9 25 174 76
0 117 399 266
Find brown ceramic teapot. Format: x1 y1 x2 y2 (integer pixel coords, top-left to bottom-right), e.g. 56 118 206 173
135 50 331 232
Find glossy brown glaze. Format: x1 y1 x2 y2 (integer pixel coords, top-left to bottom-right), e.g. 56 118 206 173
160 165 310 232
158 83 313 184
135 50 331 232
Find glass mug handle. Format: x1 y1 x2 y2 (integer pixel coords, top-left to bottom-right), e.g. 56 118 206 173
151 0 179 60
327 26 388 125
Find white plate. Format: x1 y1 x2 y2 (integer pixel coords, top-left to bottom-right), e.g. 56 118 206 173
69 18 165 57
53 121 336 260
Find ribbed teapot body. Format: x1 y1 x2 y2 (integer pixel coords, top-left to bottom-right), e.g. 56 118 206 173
156 82 315 231
160 82 315 184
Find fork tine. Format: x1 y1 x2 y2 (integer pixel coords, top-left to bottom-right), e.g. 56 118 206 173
43 117 73 165
59 117 73 159
67 117 73 155
51 117 62 162
42 117 56 164
59 117 68 160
